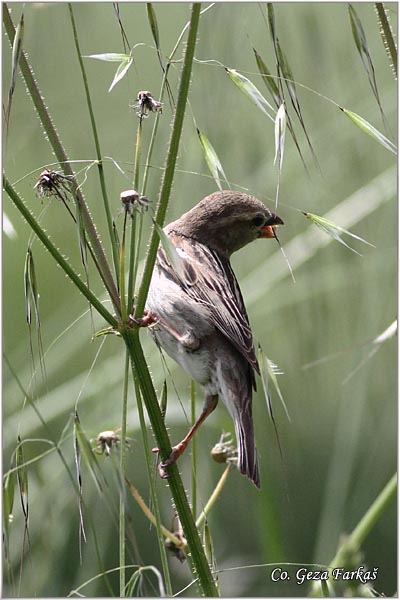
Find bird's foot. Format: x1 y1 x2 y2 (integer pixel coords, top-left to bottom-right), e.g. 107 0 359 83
152 443 186 479
128 309 159 328
130 309 200 351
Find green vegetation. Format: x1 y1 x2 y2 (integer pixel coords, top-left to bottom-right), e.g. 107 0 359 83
3 3 396 597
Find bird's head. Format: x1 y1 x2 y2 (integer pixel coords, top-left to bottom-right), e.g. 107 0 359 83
166 191 284 257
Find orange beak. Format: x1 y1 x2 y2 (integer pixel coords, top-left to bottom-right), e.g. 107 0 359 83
259 225 277 238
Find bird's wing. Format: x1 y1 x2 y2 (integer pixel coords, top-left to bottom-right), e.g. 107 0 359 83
157 233 260 378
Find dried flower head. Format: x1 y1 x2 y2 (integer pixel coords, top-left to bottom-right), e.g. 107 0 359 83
134 90 163 119
210 432 238 465
94 428 129 456
34 169 73 203
120 189 151 215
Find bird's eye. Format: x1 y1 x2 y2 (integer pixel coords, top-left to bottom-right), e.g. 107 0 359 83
251 215 265 227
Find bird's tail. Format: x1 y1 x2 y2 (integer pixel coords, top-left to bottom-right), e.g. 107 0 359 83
234 409 260 488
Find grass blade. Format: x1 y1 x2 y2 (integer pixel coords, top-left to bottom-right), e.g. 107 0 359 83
3 469 16 540
372 319 397 345
266 3 281 96
348 4 387 127
342 320 397 385
375 3 397 79
274 103 286 210
197 128 229 191
3 212 17 239
339 106 397 154
303 211 375 255
16 437 30 548
159 379 168 419
252 47 281 105
25 249 40 326
264 3 318 168
253 46 308 170
147 3 160 52
109 56 133 92
23 249 33 329
276 38 319 168
258 345 291 423
4 9 24 140
24 248 47 380
274 103 286 169
73 413 86 548
74 412 105 494
257 345 286 460
85 52 130 62
84 51 135 92
225 68 275 121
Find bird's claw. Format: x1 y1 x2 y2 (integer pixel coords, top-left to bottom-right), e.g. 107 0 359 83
152 445 183 479
129 309 159 328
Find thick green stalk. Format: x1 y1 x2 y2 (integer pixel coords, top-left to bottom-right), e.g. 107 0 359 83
68 3 120 285
311 473 397 595
135 3 202 317
3 4 121 317
122 328 218 597
4 176 116 328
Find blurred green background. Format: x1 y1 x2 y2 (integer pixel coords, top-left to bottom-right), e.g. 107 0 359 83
3 2 397 597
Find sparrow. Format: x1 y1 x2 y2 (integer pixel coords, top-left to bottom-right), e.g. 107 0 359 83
145 190 283 487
